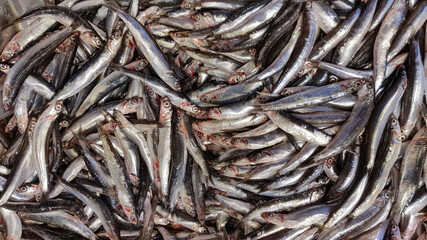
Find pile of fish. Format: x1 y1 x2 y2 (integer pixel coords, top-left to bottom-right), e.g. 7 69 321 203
0 0 426 239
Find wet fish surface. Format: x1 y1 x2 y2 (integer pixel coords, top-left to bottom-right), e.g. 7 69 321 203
0 0 426 239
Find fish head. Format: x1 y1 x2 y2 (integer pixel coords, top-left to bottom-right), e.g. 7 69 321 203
210 133 231 147
374 190 391 205
261 212 285 224
199 91 220 103
231 137 248 148
56 32 79 52
107 27 124 53
220 165 239 177
159 97 172 122
119 97 144 114
53 100 64 113
123 205 138 224
207 108 222 119
0 63 10 74
180 100 201 115
16 115 28 135
181 0 198 10
0 40 20 62
195 225 208 234
123 32 135 50
125 59 148 71
309 187 326 202
357 80 375 101
81 31 104 48
325 157 336 168
389 220 402 240
227 72 246 84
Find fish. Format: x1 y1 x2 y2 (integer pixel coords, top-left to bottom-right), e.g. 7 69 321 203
0 1 425 239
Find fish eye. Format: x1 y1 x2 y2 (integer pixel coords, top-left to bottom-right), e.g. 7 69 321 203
54 102 63 111
298 68 305 75
401 135 406 141
184 2 192 8
354 81 362 87
3 53 11 60
233 76 240 83
283 90 292 97
146 88 153 96
391 224 398 231
330 77 338 83
201 228 208 234
250 154 259 161
131 98 138 105
196 131 204 137
173 81 180 88
35 193 42 201
164 101 170 108
391 119 397 125
60 120 69 127
19 186 28 192
138 61 146 69
385 192 391 198
30 120 37 127
96 39 102 46
192 105 199 113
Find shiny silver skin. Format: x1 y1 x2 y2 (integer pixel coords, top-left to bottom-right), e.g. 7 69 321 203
351 114 401 217
2 27 73 110
373 0 407 91
112 7 182 91
0 208 22 240
272 4 318 94
50 26 123 103
32 101 64 200
309 4 362 61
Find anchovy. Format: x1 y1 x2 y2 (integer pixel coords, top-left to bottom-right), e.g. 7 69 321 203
272 4 318 94
373 0 407 91
50 26 123 103
0 1 426 238
3 28 73 109
351 114 401 217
